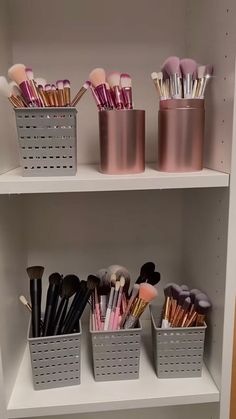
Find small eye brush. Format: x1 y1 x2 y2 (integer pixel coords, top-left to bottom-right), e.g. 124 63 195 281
27 266 44 338
104 274 116 331
171 291 190 326
25 67 41 106
120 73 133 109
51 84 59 107
180 58 197 99
63 80 71 106
108 280 120 330
56 80 65 106
71 81 91 107
161 283 173 328
45 84 54 106
112 276 125 330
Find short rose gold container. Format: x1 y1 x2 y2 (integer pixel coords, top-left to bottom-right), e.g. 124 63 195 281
99 109 145 174
157 99 205 172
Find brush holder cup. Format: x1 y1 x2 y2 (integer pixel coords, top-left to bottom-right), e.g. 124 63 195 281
150 306 206 379
15 107 77 176
157 99 205 172
90 318 142 381
99 109 145 174
28 323 82 390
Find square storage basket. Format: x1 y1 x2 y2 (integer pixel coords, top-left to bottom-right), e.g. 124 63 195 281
28 322 82 390
90 319 142 382
150 306 206 378
15 107 77 176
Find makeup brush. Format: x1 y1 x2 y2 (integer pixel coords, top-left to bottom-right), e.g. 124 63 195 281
53 274 80 335
112 276 125 330
172 290 190 326
19 295 44 328
56 80 65 106
136 262 155 284
71 81 91 107
89 83 103 110
108 280 120 330
27 266 44 338
195 300 211 326
51 84 59 107
42 272 62 336
8 64 39 106
120 283 139 328
45 84 54 106
180 284 189 291
177 297 191 327
180 58 197 99
25 67 41 105
148 271 161 286
200 64 214 98
194 65 206 98
120 73 133 109
66 275 100 334
106 265 131 296
162 56 181 98
63 80 71 106
151 72 163 99
37 85 49 107
0 77 22 107
103 275 116 330
61 280 86 334
89 68 109 109
105 82 114 109
9 81 27 107
97 269 110 322
35 78 47 88
107 71 124 109
124 283 158 329
169 284 182 324
161 283 173 328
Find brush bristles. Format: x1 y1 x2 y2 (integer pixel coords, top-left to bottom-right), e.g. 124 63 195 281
0 76 12 98
26 68 34 80
19 295 28 306
120 73 132 88
164 283 173 298
56 80 64 90
178 291 190 305
35 78 47 88
8 64 27 85
9 81 21 97
197 299 211 314
63 79 70 88
182 297 191 311
139 283 158 302
107 71 121 88
162 56 180 75
45 84 51 91
180 58 197 76
87 274 100 290
197 65 206 79
83 81 91 89
49 272 62 285
89 68 106 87
172 284 182 300
26 266 44 280
119 276 125 288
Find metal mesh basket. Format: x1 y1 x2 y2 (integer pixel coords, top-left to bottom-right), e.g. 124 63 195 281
90 318 142 382
15 108 77 176
150 306 206 378
28 323 82 390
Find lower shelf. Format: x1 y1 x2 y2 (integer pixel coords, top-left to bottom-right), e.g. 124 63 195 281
7 325 219 418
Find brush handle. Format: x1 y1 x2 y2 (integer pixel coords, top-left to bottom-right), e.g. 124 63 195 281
124 314 139 329
104 307 112 331
112 289 123 330
61 285 84 334
65 289 92 334
122 87 133 109
120 292 138 328
53 298 68 335
30 278 42 338
94 288 102 330
43 283 60 336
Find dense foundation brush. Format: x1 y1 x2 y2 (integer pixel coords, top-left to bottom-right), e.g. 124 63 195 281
42 272 62 336
53 274 80 335
27 266 44 338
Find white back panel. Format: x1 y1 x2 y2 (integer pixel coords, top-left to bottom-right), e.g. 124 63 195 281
9 0 187 164
0 196 27 405
187 0 236 173
0 0 19 174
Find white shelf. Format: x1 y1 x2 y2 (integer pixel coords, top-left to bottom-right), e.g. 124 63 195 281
8 325 219 418
0 164 229 194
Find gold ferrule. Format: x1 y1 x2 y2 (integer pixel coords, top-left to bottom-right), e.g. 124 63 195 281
164 296 170 320
196 314 205 326
58 89 65 106
64 87 71 106
71 86 86 107
52 90 59 107
47 91 55 107
38 88 49 107
186 311 197 327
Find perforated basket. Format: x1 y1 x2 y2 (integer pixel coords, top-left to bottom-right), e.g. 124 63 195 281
150 306 206 378
90 318 142 382
15 107 77 176
28 323 82 390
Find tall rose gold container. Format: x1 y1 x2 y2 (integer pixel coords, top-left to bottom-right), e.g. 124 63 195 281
157 99 205 172
99 110 145 174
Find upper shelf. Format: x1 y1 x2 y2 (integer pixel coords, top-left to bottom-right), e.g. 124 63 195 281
0 164 229 194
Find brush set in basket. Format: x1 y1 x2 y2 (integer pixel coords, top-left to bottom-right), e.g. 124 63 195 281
151 56 214 100
161 283 211 329
89 68 133 110
91 262 160 331
0 64 90 108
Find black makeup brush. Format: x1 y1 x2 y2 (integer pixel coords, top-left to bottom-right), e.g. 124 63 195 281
27 266 44 338
136 262 155 284
61 280 86 334
42 272 62 336
52 274 80 335
66 275 100 334
147 271 161 286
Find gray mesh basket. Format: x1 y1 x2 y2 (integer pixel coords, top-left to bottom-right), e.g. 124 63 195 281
90 318 142 382
28 323 82 390
150 306 206 378
15 107 77 176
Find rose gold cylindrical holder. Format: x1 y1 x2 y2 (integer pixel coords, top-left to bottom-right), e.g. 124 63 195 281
99 109 145 174
157 99 205 172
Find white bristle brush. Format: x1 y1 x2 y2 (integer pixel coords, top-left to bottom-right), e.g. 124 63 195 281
0 76 21 107
120 73 133 109
180 58 197 99
200 64 214 98
193 65 206 98
9 81 27 106
151 72 163 98
162 56 181 98
107 71 124 109
8 64 39 106
35 78 47 88
56 80 65 106
89 68 109 109
63 79 71 106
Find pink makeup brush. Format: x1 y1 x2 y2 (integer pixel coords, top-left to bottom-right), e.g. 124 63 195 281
51 85 59 107
108 280 120 330
25 67 41 106
120 73 133 109
56 80 65 106
71 81 91 107
162 56 181 98
104 274 116 330
112 276 125 330
89 83 103 110
120 283 139 328
105 82 114 109
9 81 27 107
107 72 124 109
8 64 39 106
124 283 158 329
89 68 109 109
180 58 197 99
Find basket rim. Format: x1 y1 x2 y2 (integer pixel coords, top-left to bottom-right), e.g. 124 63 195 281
149 305 207 331
14 107 77 113
27 320 82 342
89 313 142 334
